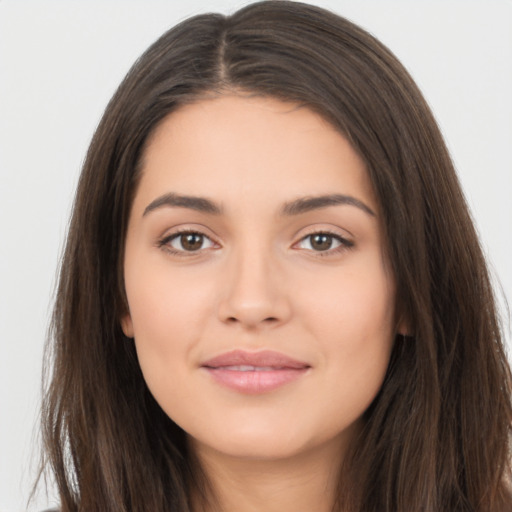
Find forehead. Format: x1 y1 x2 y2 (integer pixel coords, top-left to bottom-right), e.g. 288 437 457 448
136 94 377 214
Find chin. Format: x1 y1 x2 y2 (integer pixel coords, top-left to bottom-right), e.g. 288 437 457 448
186 415 353 464
192 433 310 461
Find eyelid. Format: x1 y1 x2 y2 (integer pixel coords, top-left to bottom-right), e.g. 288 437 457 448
291 227 355 256
292 224 354 243
157 226 220 256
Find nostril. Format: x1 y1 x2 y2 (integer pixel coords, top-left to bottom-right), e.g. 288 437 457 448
225 315 279 325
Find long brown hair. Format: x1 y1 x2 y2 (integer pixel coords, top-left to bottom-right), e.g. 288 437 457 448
38 1 512 510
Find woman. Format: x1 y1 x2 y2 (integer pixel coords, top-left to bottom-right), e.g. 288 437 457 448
37 1 512 510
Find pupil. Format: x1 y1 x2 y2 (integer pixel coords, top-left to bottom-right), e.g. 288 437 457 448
311 234 332 251
182 233 203 251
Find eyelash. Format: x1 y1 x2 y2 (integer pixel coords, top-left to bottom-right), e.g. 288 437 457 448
157 229 354 258
157 229 217 257
295 230 354 257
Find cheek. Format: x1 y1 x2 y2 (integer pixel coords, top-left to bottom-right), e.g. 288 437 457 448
296 255 396 405
124 261 216 385
126 257 215 333
126 270 216 424
299 255 396 343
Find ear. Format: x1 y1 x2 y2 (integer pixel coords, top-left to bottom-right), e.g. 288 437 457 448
121 313 134 338
396 314 411 337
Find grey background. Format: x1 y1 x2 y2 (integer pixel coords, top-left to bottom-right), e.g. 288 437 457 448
1 1 511 510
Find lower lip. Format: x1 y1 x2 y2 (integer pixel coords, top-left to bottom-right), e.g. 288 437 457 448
203 367 309 394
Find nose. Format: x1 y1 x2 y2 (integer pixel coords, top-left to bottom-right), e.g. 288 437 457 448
217 245 292 330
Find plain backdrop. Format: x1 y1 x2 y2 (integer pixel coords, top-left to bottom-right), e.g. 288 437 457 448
1 1 511 510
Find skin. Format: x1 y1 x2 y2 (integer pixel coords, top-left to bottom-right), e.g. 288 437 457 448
122 95 401 512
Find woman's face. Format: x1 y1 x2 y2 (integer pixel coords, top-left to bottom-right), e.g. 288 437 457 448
122 95 399 462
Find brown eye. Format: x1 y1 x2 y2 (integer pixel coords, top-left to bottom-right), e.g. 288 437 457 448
310 234 334 251
295 232 353 254
163 231 215 253
180 233 204 251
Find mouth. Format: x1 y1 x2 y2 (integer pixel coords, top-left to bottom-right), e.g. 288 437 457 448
201 350 310 394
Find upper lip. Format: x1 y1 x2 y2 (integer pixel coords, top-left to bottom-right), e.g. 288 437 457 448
201 349 310 369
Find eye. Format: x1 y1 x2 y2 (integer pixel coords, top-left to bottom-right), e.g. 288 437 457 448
159 230 216 254
295 231 353 254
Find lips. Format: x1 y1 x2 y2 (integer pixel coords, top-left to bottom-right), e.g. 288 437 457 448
201 349 310 394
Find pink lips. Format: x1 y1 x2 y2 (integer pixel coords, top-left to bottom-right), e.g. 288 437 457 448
201 349 310 394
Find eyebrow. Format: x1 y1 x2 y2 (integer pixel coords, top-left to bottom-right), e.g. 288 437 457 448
143 193 222 216
143 192 375 217
281 194 375 217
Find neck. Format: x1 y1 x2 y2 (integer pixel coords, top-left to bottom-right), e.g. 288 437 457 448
189 438 349 512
